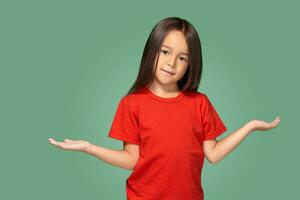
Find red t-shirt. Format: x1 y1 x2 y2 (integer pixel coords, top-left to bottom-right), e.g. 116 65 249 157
108 87 227 200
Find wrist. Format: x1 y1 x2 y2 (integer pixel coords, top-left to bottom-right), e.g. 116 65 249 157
84 142 93 154
245 120 256 132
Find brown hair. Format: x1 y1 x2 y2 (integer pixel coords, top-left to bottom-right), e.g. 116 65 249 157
126 17 203 96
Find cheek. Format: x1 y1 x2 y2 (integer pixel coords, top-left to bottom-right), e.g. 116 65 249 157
152 55 159 73
177 66 189 78
153 54 163 71
156 57 164 67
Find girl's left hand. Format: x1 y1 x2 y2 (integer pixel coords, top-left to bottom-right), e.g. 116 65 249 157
249 116 281 131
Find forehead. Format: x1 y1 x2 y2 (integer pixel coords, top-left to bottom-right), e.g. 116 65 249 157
162 30 189 55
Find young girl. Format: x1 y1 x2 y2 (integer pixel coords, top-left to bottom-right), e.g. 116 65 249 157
48 17 281 200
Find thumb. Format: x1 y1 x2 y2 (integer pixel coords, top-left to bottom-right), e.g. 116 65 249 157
64 138 76 143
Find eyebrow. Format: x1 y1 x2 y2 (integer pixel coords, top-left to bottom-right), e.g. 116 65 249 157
161 44 189 56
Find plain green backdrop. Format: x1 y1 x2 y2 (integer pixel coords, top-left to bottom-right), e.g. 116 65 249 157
1 0 299 199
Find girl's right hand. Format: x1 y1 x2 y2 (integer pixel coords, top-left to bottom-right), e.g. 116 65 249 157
48 138 91 153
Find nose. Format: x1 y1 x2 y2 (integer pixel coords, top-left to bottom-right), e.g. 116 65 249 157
167 56 176 68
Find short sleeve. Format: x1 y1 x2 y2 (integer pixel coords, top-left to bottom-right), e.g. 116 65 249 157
200 94 227 140
108 97 140 145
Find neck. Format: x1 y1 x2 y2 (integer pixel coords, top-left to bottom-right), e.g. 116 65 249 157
148 83 180 98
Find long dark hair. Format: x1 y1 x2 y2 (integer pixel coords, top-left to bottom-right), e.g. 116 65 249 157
126 17 203 96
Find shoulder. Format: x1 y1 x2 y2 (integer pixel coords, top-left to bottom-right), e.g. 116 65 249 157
118 92 141 114
184 90 208 102
121 92 140 104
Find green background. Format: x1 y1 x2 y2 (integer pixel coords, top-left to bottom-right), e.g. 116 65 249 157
1 0 299 199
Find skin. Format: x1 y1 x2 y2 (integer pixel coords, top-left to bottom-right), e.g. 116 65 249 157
203 117 281 164
149 30 189 97
48 30 191 169
48 30 281 168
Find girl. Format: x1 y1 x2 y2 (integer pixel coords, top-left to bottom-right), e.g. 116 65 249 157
48 17 281 200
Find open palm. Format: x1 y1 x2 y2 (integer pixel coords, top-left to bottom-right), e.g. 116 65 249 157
251 116 281 131
48 138 90 152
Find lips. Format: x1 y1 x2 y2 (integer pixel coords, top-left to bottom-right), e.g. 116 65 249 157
161 69 175 75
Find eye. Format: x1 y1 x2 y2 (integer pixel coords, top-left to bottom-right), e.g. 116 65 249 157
179 56 188 62
160 49 169 55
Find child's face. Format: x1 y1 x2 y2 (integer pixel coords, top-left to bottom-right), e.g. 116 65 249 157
152 30 189 90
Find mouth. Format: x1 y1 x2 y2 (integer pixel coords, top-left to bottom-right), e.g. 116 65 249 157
161 69 176 75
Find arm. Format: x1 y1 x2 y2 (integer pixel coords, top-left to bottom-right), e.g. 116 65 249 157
203 117 281 164
85 142 139 170
48 138 139 170
204 122 253 164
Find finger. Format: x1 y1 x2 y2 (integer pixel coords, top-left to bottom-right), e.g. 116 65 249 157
49 138 63 148
64 138 76 143
49 138 58 145
274 117 280 123
270 117 280 128
74 140 86 143
56 142 67 149
51 141 60 147
276 117 281 123
65 138 85 144
57 142 77 150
